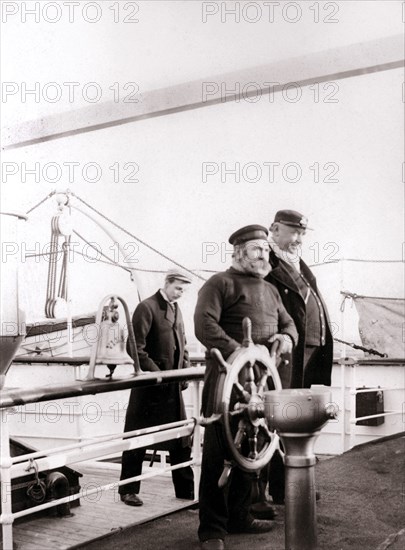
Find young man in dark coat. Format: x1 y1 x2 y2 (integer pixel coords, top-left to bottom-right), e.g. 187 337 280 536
264 209 334 504
194 225 298 550
119 269 194 506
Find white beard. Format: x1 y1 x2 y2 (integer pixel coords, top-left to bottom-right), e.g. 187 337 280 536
269 239 302 272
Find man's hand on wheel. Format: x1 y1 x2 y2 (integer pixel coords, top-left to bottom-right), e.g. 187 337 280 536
268 334 293 358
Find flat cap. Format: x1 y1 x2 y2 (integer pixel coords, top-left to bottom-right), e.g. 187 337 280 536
273 209 312 230
165 268 192 284
229 224 269 245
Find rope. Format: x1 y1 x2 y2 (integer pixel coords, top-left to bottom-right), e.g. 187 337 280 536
25 245 135 275
45 215 73 317
309 258 402 268
25 192 402 281
340 291 404 301
342 258 404 263
25 250 60 259
73 229 134 275
24 248 215 277
58 237 70 300
308 261 340 268
334 337 387 358
69 192 207 282
45 217 59 317
25 190 56 214
72 249 134 275
25 459 47 503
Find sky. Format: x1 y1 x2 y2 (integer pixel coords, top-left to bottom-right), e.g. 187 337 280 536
1 0 404 351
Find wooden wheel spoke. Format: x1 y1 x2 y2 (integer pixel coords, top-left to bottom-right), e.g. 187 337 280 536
247 425 259 459
257 418 274 439
246 364 256 395
233 382 251 403
256 373 269 397
229 402 248 416
234 420 247 450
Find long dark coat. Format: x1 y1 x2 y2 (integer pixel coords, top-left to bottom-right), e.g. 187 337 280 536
124 291 189 449
265 250 333 388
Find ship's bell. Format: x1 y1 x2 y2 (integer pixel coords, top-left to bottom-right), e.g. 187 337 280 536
86 295 137 381
95 319 134 367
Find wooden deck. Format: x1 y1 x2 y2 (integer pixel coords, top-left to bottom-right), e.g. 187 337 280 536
9 463 196 550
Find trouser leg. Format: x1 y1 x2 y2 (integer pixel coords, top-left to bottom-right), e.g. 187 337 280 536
256 463 270 502
198 424 253 541
303 346 323 388
198 425 229 542
227 467 254 530
169 443 194 499
268 449 285 503
119 447 146 495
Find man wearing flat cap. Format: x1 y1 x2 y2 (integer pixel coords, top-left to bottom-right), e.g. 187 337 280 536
119 269 194 506
194 225 298 549
264 209 333 504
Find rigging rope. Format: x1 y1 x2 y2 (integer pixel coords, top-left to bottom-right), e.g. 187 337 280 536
25 190 56 214
72 229 135 276
69 191 207 281
24 190 403 279
340 291 404 301
341 258 404 263
45 215 71 318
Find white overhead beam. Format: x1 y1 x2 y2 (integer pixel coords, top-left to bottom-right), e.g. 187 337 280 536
2 34 403 150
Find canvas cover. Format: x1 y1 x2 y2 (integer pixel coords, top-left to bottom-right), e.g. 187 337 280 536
346 294 405 358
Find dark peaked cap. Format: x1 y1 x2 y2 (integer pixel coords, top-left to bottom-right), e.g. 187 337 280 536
273 209 313 230
229 225 269 245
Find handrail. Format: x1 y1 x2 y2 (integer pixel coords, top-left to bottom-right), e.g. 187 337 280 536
2 356 404 549
0 368 205 550
0 366 205 409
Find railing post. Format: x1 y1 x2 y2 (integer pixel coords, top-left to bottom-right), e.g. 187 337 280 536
340 363 346 453
191 379 202 498
349 364 357 450
0 409 14 550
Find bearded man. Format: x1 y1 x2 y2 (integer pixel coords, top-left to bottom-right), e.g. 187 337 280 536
194 225 298 550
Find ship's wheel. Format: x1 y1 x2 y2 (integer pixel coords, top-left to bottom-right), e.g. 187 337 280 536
209 318 282 476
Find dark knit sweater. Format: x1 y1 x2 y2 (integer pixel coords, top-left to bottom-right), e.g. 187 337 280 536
194 267 298 358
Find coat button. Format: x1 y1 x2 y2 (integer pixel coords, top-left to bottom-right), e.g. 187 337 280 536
284 289 288 294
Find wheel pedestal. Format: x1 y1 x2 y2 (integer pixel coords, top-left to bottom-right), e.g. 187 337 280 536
264 387 337 550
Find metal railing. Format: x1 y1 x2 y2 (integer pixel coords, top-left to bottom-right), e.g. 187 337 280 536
336 358 405 453
0 366 205 550
2 356 404 548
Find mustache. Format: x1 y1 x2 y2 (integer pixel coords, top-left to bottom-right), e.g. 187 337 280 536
239 257 272 278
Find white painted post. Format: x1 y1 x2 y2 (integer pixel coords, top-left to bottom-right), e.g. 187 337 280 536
340 363 346 453
0 409 14 550
349 365 357 450
191 379 202 498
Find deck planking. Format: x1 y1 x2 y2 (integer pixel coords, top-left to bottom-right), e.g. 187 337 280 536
8 463 196 550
